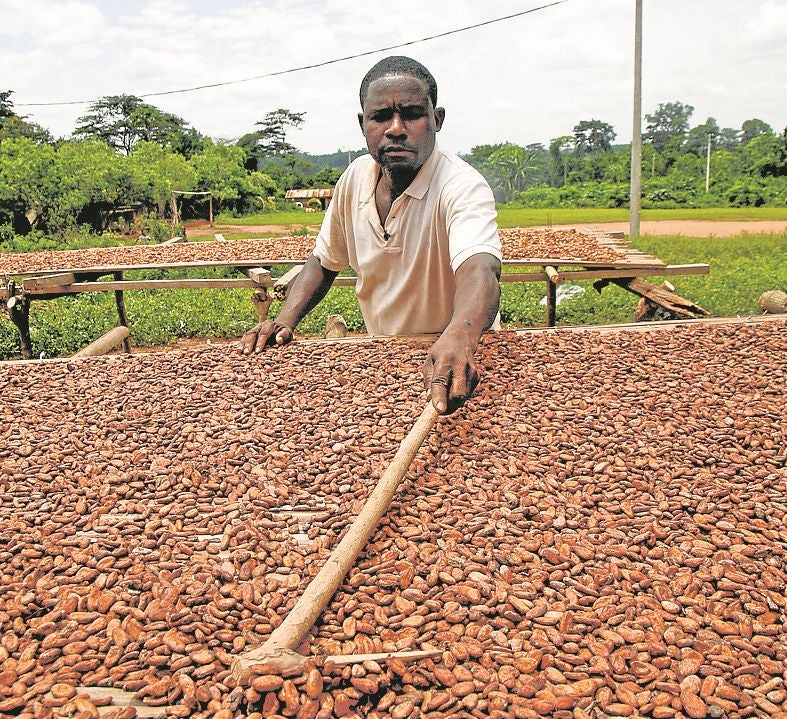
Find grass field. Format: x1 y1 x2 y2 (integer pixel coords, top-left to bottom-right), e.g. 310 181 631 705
217 206 787 231
1 228 784 360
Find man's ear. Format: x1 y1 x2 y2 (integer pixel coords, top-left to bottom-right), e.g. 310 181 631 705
358 113 364 132
434 107 445 132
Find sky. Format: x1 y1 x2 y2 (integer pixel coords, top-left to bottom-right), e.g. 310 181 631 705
2 0 786 155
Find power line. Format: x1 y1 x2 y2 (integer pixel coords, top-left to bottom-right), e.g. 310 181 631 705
16 1 568 108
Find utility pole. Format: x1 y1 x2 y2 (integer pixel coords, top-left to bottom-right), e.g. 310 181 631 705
629 0 643 238
705 133 713 192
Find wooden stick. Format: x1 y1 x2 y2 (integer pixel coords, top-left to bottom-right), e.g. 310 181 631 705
231 401 440 683
72 326 130 358
327 649 442 667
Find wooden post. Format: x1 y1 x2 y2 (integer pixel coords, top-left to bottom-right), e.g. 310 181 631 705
72 326 130 358
629 0 643 238
209 194 214 226
112 272 132 353
545 266 558 328
6 293 33 359
171 192 179 226
251 288 273 322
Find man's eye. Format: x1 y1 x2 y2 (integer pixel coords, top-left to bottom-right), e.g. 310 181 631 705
400 108 425 121
371 111 394 122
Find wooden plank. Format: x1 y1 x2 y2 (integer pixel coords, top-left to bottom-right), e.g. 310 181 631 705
499 264 709 285
328 649 443 666
15 258 309 277
22 272 77 290
242 267 272 284
549 263 709 284
27 278 269 294
72 326 130 358
611 277 708 319
274 264 305 289
502 257 666 269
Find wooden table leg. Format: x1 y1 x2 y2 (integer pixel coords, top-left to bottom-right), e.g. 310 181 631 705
6 293 33 359
544 270 558 328
112 272 132 353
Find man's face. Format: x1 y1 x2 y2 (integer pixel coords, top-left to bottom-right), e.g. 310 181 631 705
359 75 445 176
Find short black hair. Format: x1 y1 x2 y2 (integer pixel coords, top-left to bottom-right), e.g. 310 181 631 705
359 56 438 109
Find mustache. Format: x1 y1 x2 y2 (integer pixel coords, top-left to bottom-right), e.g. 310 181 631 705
379 143 417 153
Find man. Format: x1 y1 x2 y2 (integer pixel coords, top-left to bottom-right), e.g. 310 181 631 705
240 56 502 414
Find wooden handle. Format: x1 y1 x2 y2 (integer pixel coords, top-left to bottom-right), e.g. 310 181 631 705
235 401 438 673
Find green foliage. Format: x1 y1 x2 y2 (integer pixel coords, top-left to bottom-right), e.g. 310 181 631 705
644 101 694 151
237 109 306 171
573 119 616 155
74 94 204 156
189 140 251 212
127 141 197 211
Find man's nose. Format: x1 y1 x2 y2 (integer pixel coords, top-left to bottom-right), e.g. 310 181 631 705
385 112 406 137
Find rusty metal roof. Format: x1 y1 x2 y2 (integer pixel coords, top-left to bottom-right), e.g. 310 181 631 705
284 188 334 199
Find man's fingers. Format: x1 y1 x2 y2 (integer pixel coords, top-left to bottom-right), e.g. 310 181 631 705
430 374 450 414
275 327 293 345
239 326 264 355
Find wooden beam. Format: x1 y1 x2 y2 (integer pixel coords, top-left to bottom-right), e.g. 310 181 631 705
29 278 268 294
72 326 130 358
327 649 442 667
608 277 709 319
547 263 709 285
22 273 77 290
544 267 557 327
273 264 305 300
16 258 310 277
242 267 272 284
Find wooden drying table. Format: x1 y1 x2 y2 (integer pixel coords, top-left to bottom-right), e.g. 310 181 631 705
0 229 709 358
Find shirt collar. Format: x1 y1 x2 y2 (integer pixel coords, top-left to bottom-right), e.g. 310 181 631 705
402 143 441 200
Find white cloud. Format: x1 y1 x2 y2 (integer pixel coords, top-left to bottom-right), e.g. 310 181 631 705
4 0 786 152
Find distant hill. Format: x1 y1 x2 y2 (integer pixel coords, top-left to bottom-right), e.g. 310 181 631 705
296 148 368 170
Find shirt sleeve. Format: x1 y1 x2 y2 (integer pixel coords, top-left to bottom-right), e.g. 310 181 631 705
445 170 503 272
313 173 351 272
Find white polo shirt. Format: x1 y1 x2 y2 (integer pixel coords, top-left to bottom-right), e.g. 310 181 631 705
313 145 502 336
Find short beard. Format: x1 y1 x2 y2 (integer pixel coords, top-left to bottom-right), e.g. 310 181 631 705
378 157 419 192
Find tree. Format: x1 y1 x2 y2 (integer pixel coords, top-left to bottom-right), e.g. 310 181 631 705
548 135 575 186
73 95 203 155
237 109 306 170
0 90 54 145
573 119 616 155
644 101 694 151
740 118 773 144
0 91 14 119
190 140 251 212
0 137 56 228
126 141 197 215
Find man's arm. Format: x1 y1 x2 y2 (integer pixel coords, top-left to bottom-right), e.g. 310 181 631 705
422 252 501 413
240 255 339 354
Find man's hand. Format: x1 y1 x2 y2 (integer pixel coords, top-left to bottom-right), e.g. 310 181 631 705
422 331 480 414
239 320 293 355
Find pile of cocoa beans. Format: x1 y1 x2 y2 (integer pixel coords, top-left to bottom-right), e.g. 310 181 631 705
0 229 631 276
0 320 784 718
499 228 632 264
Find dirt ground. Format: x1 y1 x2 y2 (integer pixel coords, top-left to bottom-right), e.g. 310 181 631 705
186 219 787 239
